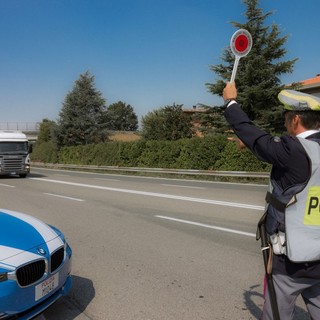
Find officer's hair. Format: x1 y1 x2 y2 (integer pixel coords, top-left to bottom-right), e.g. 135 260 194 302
286 111 320 129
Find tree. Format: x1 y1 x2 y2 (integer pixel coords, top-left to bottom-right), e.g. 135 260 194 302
105 101 138 131
141 103 193 141
207 0 297 134
193 104 229 135
56 71 108 147
32 119 59 163
37 119 57 144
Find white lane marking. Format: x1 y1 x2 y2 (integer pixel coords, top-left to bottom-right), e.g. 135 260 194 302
161 184 205 190
0 183 15 188
43 193 85 202
156 215 256 238
31 178 264 211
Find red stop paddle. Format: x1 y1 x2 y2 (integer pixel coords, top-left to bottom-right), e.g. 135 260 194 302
230 29 252 82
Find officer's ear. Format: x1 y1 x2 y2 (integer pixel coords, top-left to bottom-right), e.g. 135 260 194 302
292 114 301 126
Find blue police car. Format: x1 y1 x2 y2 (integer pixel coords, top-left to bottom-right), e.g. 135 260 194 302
0 208 72 319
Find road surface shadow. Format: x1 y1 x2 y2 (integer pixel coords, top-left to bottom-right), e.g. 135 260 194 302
42 275 95 320
244 284 311 319
0 172 47 179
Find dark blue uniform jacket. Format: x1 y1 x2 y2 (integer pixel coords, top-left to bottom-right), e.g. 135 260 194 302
224 103 320 278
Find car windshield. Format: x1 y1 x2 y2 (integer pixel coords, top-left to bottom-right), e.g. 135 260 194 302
0 142 28 153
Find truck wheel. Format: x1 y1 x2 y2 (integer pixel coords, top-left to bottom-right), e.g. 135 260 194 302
19 174 27 178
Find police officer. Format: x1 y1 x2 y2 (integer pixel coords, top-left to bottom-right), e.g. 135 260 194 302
223 82 320 320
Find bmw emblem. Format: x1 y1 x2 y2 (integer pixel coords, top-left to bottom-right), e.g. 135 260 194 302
37 248 46 255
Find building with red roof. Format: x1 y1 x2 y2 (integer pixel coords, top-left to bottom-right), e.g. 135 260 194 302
296 74 320 97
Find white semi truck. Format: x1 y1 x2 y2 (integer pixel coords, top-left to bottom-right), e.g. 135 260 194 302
0 130 32 178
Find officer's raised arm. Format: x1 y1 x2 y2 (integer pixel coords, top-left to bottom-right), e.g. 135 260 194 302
223 82 237 107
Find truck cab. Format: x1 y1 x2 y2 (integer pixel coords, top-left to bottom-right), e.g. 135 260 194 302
0 130 32 178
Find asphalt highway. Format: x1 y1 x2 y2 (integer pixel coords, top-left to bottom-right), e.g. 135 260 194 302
0 168 309 320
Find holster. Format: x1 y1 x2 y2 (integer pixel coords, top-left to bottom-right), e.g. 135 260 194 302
257 212 273 275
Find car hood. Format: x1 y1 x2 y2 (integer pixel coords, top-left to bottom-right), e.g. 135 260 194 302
0 209 64 269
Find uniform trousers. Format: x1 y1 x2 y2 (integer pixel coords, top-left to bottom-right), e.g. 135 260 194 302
263 273 320 320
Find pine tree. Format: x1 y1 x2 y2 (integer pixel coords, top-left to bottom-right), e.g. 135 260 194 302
207 0 297 134
56 71 107 147
194 105 228 135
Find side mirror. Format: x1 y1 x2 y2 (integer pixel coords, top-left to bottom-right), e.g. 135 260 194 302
28 144 33 154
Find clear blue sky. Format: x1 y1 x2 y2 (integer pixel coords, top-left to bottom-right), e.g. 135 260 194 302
0 0 319 124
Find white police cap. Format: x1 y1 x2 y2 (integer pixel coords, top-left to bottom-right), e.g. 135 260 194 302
278 90 320 111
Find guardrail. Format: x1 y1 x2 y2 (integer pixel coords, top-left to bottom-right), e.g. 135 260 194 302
31 162 270 179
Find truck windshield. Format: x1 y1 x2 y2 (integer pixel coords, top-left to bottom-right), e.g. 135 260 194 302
0 142 28 153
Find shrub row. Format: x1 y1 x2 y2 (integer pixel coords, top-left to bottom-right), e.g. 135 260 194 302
31 135 271 172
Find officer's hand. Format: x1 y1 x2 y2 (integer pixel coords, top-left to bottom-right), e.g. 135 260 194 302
227 137 246 150
223 82 237 101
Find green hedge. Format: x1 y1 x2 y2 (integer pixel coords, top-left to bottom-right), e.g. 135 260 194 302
215 142 270 171
31 141 59 163
31 135 270 172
